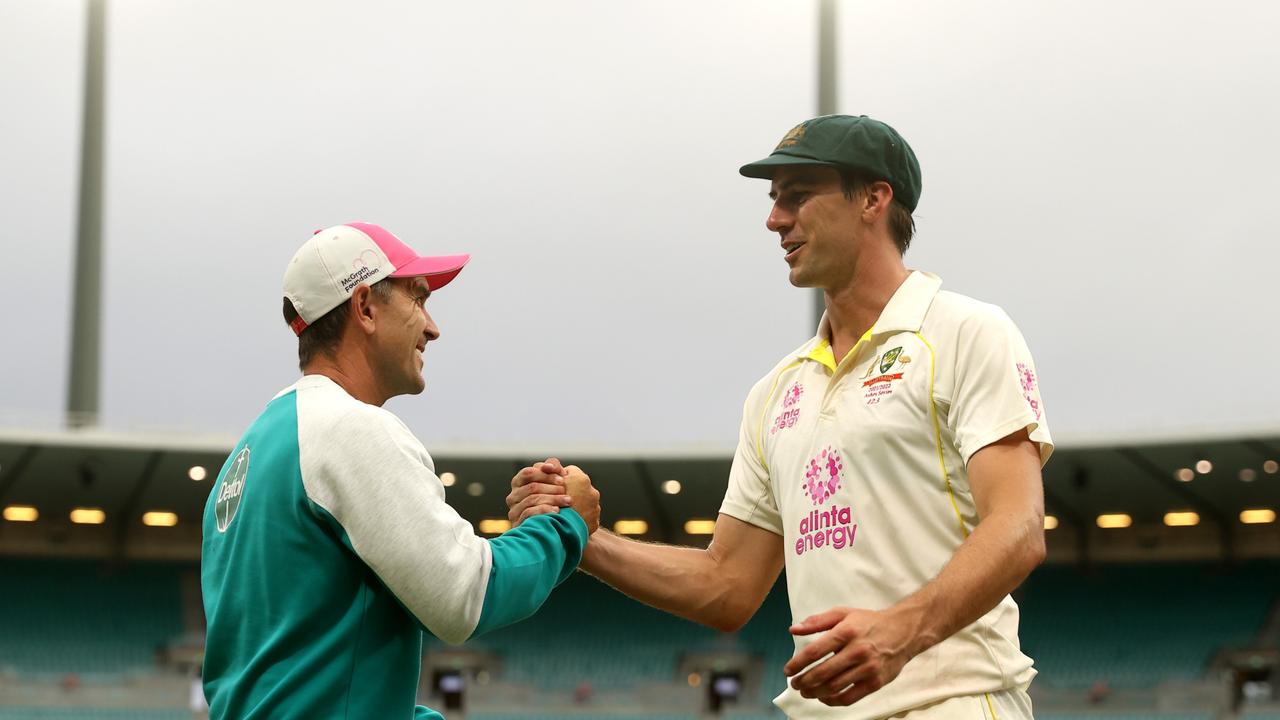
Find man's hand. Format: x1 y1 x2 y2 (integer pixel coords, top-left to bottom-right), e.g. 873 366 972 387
783 606 917 706
562 465 601 534
506 458 570 527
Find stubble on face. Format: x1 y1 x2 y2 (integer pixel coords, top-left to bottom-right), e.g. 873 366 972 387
769 167 861 291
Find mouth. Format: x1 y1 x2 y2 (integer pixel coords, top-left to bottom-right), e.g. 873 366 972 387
783 241 806 263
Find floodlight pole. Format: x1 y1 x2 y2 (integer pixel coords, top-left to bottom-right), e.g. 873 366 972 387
813 0 838 329
67 0 107 428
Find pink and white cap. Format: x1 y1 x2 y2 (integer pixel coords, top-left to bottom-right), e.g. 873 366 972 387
282 222 470 336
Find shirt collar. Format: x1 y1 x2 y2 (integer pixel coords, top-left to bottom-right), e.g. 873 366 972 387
795 271 944 363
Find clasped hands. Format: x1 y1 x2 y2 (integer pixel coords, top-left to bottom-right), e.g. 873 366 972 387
505 459 918 707
506 457 601 534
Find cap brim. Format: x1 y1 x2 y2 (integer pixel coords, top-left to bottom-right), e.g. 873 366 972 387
390 253 471 291
739 154 840 179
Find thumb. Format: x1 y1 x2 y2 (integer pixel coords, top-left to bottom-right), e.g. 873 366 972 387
790 608 845 636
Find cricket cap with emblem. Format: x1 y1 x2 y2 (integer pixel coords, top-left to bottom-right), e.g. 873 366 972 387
282 222 470 336
739 114 923 212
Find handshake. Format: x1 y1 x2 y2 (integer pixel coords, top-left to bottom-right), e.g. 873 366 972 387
505 458 602 535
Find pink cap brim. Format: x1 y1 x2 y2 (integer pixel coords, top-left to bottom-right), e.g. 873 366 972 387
390 253 470 290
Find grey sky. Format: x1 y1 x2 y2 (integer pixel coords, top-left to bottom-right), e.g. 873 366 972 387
2 0 1277 452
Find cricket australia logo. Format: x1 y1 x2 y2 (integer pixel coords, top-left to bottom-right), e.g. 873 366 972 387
215 447 250 533
802 446 844 506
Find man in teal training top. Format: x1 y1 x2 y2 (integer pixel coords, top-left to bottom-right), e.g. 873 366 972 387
201 222 600 719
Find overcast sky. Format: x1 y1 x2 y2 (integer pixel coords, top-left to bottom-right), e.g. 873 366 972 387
2 0 1277 453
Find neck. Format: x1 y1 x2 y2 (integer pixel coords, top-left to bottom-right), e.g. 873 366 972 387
823 249 910 351
303 351 388 406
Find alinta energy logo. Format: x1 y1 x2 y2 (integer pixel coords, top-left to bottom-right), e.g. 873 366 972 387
795 446 857 556
771 382 804 435
339 249 384 292
215 447 250 533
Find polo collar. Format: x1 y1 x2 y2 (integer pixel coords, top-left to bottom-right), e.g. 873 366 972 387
796 271 944 366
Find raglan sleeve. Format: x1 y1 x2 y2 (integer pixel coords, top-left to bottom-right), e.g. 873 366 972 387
947 306 1054 467
301 408 586 644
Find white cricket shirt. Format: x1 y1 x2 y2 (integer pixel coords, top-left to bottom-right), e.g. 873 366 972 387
720 271 1053 719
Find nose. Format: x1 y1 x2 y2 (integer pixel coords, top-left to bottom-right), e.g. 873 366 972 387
766 201 793 234
422 309 441 342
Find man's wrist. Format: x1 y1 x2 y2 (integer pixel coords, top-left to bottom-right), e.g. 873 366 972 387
887 593 942 659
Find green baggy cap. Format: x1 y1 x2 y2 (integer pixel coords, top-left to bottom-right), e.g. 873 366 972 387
739 115 923 212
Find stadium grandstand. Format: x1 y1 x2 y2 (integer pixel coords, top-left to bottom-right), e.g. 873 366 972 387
1 430 1279 718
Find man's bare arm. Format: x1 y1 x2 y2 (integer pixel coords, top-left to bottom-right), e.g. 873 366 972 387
507 462 784 633
581 514 785 632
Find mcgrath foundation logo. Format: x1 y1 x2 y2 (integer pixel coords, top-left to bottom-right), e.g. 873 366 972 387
215 447 250 533
795 446 858 556
338 249 384 292
802 446 843 506
1018 362 1042 420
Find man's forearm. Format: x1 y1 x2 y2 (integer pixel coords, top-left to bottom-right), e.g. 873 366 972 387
891 510 1045 656
581 530 754 632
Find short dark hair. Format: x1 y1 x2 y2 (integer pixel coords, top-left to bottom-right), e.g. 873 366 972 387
839 169 916 255
282 278 395 370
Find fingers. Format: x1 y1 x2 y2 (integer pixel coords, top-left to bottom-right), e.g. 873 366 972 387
508 496 572 526
539 457 566 475
511 465 568 489
783 635 842 677
819 667 885 706
791 643 870 697
790 608 846 636
517 505 561 525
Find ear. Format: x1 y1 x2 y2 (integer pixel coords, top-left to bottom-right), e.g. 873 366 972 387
350 284 378 336
860 181 895 224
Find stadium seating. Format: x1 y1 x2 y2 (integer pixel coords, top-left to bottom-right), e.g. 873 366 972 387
0 558 185 676
1019 562 1280 688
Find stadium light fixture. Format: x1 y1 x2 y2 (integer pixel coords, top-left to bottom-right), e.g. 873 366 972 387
1195 460 1212 474
142 511 178 527
1264 460 1279 475
188 465 207 481
478 518 510 534
439 472 457 487
1163 511 1199 527
466 482 484 497
1239 468 1257 482
1096 513 1132 529
684 519 716 535
613 519 648 535
70 508 105 524
3 505 38 522
1043 515 1058 530
1240 508 1276 525
662 480 682 495
1174 468 1194 482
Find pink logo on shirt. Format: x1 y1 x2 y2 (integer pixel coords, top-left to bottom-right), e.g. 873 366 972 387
1017 362 1042 420
771 382 804 435
802 446 843 506
796 447 857 555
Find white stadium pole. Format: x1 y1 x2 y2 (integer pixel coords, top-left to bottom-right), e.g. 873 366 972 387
814 0 837 328
67 0 106 429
